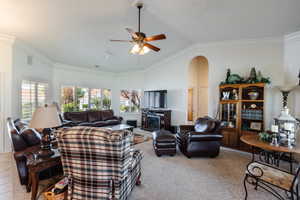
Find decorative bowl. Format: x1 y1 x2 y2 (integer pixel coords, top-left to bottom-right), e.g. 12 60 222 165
248 91 259 100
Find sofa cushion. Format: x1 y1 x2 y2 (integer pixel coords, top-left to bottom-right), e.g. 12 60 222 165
78 122 93 126
20 128 41 146
101 110 114 121
64 112 88 123
91 121 107 127
87 111 102 122
104 119 120 126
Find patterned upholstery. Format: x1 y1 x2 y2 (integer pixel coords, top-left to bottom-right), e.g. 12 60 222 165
56 126 143 200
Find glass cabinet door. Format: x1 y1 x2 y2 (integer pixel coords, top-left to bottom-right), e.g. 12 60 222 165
220 103 237 128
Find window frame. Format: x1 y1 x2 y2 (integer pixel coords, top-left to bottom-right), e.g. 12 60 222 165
60 85 112 112
21 80 49 120
120 89 142 113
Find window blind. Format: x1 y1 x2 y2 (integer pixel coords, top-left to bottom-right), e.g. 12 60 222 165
21 80 48 120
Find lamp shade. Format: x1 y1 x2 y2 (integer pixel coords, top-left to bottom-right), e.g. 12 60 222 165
29 104 61 129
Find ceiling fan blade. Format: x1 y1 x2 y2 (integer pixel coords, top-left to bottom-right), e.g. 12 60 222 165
110 39 133 42
144 43 160 52
125 28 138 38
145 34 166 42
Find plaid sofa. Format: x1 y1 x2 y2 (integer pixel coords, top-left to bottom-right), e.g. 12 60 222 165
56 126 143 200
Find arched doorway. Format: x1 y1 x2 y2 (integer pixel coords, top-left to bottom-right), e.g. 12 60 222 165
187 56 209 122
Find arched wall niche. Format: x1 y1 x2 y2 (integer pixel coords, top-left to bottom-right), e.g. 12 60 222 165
187 56 209 122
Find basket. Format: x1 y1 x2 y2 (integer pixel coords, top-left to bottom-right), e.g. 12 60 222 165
43 185 67 200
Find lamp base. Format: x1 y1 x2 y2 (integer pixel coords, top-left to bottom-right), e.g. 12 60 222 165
38 149 55 158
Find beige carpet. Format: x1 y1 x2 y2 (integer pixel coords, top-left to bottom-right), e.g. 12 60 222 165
1 141 278 200
131 141 276 200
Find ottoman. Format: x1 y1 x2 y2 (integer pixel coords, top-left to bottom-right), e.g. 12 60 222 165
152 129 176 157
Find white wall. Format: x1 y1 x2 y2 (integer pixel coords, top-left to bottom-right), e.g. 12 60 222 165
52 63 145 124
11 40 54 119
0 34 14 152
284 31 300 119
144 38 284 126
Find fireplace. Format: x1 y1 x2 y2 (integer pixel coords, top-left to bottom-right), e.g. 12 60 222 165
147 115 160 131
141 109 171 131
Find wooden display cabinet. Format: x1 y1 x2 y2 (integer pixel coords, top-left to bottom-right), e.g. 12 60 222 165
219 83 265 151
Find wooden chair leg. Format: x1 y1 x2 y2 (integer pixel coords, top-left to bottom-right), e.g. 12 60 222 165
243 175 248 200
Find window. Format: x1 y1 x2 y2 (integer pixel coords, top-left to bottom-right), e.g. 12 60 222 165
76 87 89 111
90 89 102 110
120 90 141 112
102 89 112 110
21 80 48 120
61 86 111 112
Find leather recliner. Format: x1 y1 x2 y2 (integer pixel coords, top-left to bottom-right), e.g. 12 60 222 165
176 116 223 158
6 118 62 186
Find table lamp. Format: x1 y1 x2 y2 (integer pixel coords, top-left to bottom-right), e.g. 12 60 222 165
274 85 299 146
29 104 61 158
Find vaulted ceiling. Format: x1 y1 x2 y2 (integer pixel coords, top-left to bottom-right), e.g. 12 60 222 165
0 0 300 72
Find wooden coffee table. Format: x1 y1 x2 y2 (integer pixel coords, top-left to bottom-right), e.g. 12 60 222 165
241 134 300 173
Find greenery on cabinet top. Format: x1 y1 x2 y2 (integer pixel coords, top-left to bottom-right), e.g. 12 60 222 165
220 67 271 85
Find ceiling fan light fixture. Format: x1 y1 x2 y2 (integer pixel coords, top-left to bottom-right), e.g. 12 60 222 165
130 43 150 55
111 2 166 55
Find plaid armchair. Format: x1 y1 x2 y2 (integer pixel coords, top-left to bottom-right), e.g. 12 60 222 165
56 126 143 200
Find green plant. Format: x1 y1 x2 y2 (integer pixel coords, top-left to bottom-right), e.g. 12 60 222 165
120 105 130 112
81 104 89 111
259 132 272 142
91 97 101 110
102 97 111 109
62 102 79 112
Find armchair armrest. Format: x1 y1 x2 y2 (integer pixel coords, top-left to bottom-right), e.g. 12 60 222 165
14 145 40 162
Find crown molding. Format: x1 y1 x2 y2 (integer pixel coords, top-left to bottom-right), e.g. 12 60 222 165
144 36 283 72
53 62 117 77
0 33 16 44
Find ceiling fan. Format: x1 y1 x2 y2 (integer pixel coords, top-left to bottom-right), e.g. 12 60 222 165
110 2 166 55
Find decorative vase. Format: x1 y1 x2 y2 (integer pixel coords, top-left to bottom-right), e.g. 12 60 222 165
248 91 259 100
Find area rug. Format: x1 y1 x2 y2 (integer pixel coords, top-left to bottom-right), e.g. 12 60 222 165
133 133 151 145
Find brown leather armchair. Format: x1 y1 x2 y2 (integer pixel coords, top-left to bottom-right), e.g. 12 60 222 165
6 118 62 185
177 116 223 158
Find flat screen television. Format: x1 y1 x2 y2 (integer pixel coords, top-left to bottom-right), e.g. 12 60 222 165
143 90 167 109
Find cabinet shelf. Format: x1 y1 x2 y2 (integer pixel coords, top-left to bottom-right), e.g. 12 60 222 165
219 83 265 151
241 100 264 102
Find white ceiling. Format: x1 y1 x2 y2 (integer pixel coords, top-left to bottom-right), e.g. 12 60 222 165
0 0 300 72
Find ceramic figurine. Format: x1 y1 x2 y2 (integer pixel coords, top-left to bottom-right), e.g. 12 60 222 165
232 89 238 100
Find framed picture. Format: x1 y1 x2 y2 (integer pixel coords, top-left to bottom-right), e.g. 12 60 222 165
250 122 262 131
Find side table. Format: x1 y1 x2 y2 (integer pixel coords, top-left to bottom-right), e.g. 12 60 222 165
25 149 62 200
